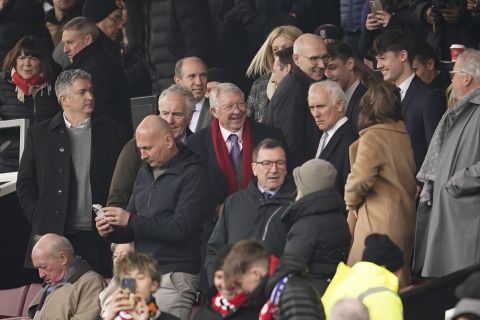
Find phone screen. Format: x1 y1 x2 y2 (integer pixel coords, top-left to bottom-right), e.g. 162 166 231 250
121 278 136 294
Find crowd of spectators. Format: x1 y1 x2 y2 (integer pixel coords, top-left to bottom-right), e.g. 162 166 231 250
1 0 480 319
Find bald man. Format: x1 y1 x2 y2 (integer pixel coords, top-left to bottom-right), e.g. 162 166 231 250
96 116 212 320
264 33 328 168
28 234 106 320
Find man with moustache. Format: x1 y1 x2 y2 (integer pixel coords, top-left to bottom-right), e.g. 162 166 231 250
16 69 128 275
264 33 328 168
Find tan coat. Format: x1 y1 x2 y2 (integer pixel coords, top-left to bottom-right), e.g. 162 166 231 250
344 121 417 282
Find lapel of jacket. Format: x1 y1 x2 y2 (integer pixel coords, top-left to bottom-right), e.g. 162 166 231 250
402 76 419 117
195 98 212 132
319 120 351 160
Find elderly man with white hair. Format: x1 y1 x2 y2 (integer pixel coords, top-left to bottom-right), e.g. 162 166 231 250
308 80 358 197
415 49 480 278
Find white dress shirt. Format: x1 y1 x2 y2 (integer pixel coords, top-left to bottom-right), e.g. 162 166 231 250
398 73 415 101
189 97 205 133
220 125 243 152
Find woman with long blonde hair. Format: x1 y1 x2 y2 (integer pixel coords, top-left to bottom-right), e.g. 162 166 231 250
246 25 302 122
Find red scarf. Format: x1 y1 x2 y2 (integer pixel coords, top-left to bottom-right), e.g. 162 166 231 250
212 292 248 316
211 118 254 194
11 69 48 96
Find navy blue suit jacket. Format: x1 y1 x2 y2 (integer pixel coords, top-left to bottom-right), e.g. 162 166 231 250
346 82 367 130
318 119 358 197
186 118 286 205
402 75 446 171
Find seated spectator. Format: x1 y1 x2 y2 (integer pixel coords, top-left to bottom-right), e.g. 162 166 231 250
100 242 135 319
269 47 294 90
0 35 60 173
282 159 351 294
206 138 295 283
193 244 259 320
330 298 369 320
28 233 106 319
223 240 325 320
104 252 179 320
412 42 451 94
322 234 404 320
246 25 303 122
451 272 480 320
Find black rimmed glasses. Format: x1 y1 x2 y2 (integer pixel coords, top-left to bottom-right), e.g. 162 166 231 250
218 102 247 113
299 54 330 65
254 160 287 170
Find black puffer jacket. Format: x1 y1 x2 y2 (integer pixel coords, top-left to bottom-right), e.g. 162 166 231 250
0 78 60 172
265 254 325 320
0 0 53 67
142 0 213 94
206 178 295 283
281 189 351 294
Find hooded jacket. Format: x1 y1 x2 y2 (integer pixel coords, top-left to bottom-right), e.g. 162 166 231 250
322 261 403 320
108 144 213 274
281 189 351 294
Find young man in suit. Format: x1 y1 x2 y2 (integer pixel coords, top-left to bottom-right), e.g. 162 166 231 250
308 80 358 197
373 30 446 171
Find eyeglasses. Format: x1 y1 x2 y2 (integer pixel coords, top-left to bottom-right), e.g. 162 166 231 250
107 14 123 24
254 160 287 169
449 70 469 78
299 54 330 65
218 102 247 113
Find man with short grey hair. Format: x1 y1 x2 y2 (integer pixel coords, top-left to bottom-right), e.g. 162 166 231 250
107 84 196 209
17 69 129 276
415 48 480 278
308 80 357 197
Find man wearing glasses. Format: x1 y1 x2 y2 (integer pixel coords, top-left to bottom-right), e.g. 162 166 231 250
205 138 295 285
187 83 286 219
264 33 328 168
415 49 480 278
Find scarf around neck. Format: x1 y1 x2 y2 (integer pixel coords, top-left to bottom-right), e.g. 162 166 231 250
211 118 254 194
417 87 480 203
11 68 50 102
212 292 248 316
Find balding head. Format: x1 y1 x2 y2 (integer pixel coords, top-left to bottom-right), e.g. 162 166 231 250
31 234 75 285
293 33 327 81
135 116 178 168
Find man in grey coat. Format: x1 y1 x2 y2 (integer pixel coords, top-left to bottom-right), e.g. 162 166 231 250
414 49 480 278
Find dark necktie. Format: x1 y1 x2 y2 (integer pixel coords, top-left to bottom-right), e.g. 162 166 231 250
263 192 272 201
228 134 241 168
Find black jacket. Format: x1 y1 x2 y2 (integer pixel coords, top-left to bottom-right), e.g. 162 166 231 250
264 65 320 168
402 75 446 171
108 144 213 274
264 255 325 320
16 112 129 269
281 189 351 295
68 41 132 132
318 120 358 198
206 178 296 283
0 0 53 66
346 82 367 130
143 0 213 94
0 78 60 172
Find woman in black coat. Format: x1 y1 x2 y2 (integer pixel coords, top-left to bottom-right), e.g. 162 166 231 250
281 159 351 295
0 35 60 172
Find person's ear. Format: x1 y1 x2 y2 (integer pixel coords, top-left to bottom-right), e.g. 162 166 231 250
293 53 300 67
59 252 68 266
285 64 293 75
426 58 435 71
85 34 93 46
346 57 355 72
252 162 258 177
210 107 219 119
399 50 409 64
151 280 159 293
174 75 181 85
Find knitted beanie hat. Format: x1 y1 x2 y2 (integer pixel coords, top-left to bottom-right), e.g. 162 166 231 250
293 159 337 197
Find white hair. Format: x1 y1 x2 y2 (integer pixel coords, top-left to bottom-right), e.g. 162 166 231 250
458 49 480 84
209 82 244 108
308 80 346 111
158 84 196 113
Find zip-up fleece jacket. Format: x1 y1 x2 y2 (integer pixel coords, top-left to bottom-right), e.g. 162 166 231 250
109 144 213 274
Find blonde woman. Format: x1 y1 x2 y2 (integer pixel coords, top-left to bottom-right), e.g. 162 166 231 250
246 25 302 121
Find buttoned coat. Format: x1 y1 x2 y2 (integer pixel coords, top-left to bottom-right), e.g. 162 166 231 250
16 112 129 268
344 121 417 273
